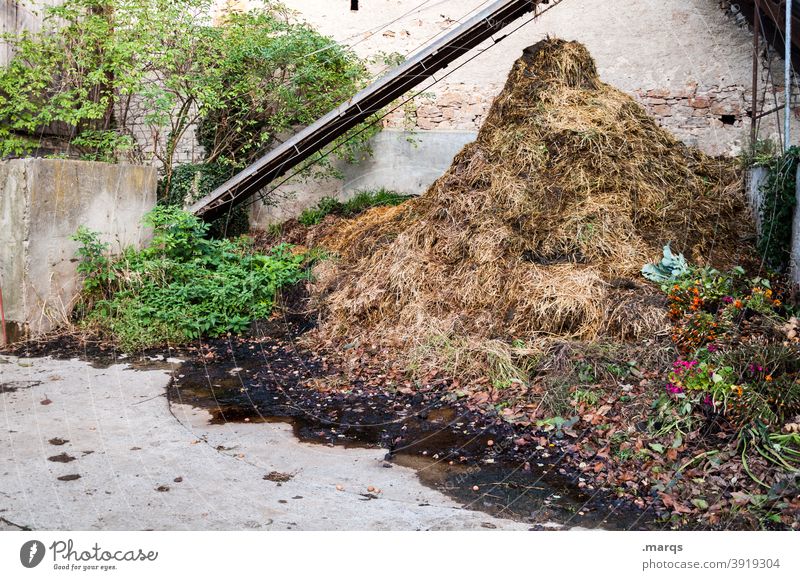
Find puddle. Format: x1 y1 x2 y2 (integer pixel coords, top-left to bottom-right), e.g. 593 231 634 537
5 306 657 529
168 330 657 530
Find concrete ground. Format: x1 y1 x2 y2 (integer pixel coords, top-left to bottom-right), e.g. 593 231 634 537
0 354 533 531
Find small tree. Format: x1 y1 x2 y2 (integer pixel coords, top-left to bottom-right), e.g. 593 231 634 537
0 0 375 192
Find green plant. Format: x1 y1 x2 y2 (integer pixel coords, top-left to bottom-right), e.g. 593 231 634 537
575 361 597 384
159 162 247 238
737 424 800 487
573 388 598 406
0 0 373 190
642 244 690 285
297 188 412 225
739 138 777 170
298 196 343 226
649 391 696 438
71 226 113 297
756 146 799 271
73 206 306 349
668 359 735 394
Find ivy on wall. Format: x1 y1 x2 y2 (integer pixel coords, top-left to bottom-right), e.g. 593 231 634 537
757 146 799 272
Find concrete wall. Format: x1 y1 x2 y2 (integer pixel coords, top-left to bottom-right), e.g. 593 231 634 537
250 130 475 225
1 1 60 66
0 159 156 341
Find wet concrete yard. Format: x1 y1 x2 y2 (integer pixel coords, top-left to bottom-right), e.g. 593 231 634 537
1 315 655 531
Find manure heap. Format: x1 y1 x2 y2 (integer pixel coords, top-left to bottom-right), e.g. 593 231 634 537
314 38 752 344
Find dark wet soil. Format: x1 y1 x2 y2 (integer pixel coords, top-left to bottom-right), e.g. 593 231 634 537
47 453 76 463
0 380 42 393
164 313 657 530
2 297 658 530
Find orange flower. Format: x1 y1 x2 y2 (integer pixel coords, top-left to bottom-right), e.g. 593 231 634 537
765 374 773 382
734 300 743 309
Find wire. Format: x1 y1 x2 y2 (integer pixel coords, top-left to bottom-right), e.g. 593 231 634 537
304 0 437 57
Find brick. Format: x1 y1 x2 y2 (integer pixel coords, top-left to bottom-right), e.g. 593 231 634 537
651 104 672 116
689 96 710 108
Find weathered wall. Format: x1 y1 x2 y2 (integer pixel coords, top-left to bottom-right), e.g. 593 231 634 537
0 159 156 340
250 129 475 225
0 0 60 65
223 0 800 225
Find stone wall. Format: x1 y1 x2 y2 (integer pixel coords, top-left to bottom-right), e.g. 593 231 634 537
269 0 800 158
382 82 753 155
0 159 157 340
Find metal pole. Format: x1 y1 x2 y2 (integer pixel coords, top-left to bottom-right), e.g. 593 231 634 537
785 0 793 151
0 286 7 347
752 0 761 148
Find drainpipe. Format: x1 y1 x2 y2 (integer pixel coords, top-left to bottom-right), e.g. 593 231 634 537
785 0 793 151
0 286 6 347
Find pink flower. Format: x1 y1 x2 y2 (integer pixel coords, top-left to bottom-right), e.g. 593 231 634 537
706 344 718 353
672 360 698 372
666 383 684 394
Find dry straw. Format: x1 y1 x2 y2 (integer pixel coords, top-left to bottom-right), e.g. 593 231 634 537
311 38 752 351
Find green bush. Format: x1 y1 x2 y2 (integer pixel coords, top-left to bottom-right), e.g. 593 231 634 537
72 206 305 350
0 0 374 187
756 146 799 272
159 162 249 238
297 188 412 226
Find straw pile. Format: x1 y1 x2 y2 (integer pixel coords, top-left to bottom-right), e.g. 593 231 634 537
311 38 752 346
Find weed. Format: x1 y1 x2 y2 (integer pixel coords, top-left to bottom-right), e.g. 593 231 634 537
72 206 306 350
573 388 599 406
298 188 412 226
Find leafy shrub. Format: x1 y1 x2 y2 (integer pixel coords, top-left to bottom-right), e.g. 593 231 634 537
297 188 412 226
647 252 800 476
72 206 305 349
0 0 373 188
661 282 797 429
159 162 248 238
756 146 799 272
